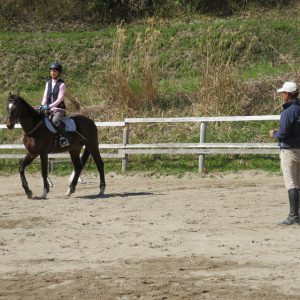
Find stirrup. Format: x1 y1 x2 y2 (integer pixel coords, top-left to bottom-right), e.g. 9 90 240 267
59 137 70 147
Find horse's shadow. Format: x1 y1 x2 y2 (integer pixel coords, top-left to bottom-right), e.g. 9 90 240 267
76 191 159 200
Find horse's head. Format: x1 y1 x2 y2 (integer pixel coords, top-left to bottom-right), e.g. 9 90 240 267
6 92 21 129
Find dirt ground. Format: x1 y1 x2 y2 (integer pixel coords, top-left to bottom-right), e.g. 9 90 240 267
1 170 300 299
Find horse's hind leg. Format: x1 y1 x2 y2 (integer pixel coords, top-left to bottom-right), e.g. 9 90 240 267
68 147 90 183
88 146 105 196
65 149 83 197
19 153 37 199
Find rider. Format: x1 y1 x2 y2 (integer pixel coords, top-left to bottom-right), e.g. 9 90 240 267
41 62 70 147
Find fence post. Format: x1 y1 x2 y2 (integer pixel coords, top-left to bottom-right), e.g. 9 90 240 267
198 122 207 173
48 158 54 173
122 122 129 172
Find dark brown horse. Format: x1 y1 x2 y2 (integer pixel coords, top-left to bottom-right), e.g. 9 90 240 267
6 93 106 199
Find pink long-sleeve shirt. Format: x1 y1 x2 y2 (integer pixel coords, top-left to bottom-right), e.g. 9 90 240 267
41 79 66 111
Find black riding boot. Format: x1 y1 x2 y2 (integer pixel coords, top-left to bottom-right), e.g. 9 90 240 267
58 123 70 148
278 188 299 225
298 189 300 225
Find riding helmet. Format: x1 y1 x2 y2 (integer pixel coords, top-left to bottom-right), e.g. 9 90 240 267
50 62 62 73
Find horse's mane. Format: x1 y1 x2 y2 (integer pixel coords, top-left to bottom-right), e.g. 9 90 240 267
14 95 42 120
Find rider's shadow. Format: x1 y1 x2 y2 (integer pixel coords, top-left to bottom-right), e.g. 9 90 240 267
77 191 161 200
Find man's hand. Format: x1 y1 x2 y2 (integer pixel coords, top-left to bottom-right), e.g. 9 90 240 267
269 130 276 138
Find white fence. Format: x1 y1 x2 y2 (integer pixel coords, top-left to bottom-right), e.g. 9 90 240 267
0 115 280 172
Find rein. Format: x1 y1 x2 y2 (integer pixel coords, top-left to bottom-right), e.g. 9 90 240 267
25 119 44 136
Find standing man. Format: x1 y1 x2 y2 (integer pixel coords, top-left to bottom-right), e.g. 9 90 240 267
270 81 300 225
41 62 70 147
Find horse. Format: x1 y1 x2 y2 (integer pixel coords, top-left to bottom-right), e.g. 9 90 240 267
6 93 106 199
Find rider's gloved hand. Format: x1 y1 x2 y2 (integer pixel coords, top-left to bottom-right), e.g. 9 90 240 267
36 105 50 112
41 105 50 111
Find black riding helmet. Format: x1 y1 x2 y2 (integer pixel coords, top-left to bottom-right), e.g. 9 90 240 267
50 62 62 73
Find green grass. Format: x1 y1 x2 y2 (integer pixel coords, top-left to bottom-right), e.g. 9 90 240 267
0 154 280 177
123 155 280 174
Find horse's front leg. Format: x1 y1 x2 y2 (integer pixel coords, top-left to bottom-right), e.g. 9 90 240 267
89 148 105 196
19 153 37 199
40 153 49 199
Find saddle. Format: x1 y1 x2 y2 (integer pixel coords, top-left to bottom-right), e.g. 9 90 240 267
45 116 76 134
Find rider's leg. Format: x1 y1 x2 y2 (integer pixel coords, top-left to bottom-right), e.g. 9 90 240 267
279 149 300 225
51 110 70 147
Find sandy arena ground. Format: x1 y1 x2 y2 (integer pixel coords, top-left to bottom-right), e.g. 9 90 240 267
1 170 300 299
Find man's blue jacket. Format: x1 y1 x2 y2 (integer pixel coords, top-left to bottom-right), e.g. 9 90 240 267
274 99 300 149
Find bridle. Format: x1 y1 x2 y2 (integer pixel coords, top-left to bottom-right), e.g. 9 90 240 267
6 97 17 129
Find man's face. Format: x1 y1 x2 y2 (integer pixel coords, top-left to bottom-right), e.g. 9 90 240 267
281 91 290 102
50 68 59 79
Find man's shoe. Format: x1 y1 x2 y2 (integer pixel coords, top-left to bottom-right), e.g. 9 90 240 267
278 189 300 225
278 216 299 225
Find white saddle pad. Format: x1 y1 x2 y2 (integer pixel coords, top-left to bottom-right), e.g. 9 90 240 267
45 117 76 133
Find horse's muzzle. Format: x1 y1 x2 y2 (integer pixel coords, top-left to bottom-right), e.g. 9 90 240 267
6 120 15 130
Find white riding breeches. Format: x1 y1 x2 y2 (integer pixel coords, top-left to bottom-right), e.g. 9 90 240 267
280 148 300 190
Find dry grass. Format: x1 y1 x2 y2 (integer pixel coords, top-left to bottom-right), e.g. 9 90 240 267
75 21 299 146
104 19 160 111
194 27 259 116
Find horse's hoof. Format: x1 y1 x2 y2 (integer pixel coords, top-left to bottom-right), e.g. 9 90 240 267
26 190 33 199
65 189 71 197
40 189 48 199
78 176 86 184
99 186 106 196
65 186 75 197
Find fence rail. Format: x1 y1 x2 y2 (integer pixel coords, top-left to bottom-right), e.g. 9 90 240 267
0 115 280 172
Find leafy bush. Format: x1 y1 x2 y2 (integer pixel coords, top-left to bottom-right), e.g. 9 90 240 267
0 0 298 28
